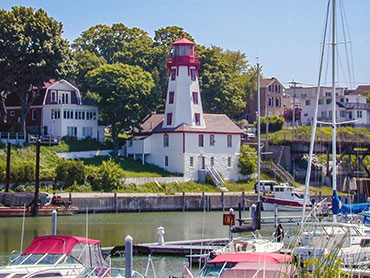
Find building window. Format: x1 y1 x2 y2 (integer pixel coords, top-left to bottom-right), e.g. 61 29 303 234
318 99 324 105
129 140 133 147
304 113 308 117
268 97 273 106
321 111 327 118
169 91 175 104
32 110 36 121
268 85 273 93
227 157 231 167
190 157 193 167
191 69 196 81
165 156 169 167
58 92 69 104
166 113 173 125
170 69 176 80
201 157 205 169
211 157 214 167
210 134 215 146
227 135 232 148
199 134 204 147
275 97 280 107
195 113 200 126
192 92 199 104
10 111 15 117
357 111 363 118
326 92 331 96
305 100 311 106
326 99 332 104
163 133 169 147
82 127 93 138
67 126 77 137
51 90 56 103
340 111 346 117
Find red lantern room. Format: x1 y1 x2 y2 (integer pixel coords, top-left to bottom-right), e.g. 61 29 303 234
167 33 200 71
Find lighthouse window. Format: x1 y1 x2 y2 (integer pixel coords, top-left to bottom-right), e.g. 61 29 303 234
191 69 196 81
210 134 215 146
170 69 176 80
192 92 199 104
166 113 173 125
165 156 169 167
195 113 201 125
227 135 232 148
169 91 175 104
179 45 190 56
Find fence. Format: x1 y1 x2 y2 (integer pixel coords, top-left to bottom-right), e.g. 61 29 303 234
0 132 26 145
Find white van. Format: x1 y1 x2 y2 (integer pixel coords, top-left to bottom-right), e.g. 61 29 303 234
254 180 278 193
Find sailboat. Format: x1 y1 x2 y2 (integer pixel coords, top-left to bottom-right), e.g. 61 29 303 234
294 0 370 269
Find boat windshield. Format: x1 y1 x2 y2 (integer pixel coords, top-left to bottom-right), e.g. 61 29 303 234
200 262 236 277
10 254 81 266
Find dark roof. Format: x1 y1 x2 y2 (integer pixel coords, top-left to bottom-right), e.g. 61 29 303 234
354 85 370 95
137 114 243 135
5 89 46 106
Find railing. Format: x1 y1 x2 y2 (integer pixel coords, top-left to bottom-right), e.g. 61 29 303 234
28 134 61 144
0 132 26 143
206 166 225 188
261 161 294 185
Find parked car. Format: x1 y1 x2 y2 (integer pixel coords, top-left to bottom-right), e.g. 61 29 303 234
243 130 256 140
254 180 278 193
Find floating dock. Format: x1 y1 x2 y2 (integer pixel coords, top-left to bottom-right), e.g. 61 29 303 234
102 238 229 257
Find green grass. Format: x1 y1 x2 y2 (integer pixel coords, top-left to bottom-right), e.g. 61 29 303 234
81 156 181 178
48 138 113 152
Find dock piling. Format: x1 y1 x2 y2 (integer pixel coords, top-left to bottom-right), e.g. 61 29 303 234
52 210 57 235
157 226 165 246
125 235 133 278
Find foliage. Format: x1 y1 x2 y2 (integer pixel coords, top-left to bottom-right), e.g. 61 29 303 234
256 115 285 133
0 6 74 131
282 107 301 122
56 160 86 187
238 144 258 176
87 63 156 155
88 159 125 192
65 181 92 192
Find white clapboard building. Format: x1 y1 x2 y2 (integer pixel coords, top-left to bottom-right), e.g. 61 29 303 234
126 35 243 181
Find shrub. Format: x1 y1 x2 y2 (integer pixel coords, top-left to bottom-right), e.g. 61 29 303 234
13 185 25 192
238 144 257 176
56 160 86 188
255 115 285 133
66 181 92 192
88 159 125 192
25 185 35 193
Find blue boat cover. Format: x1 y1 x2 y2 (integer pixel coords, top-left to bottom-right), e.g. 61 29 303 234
332 190 370 214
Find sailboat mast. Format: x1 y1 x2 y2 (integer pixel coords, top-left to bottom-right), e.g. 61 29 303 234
332 0 337 193
257 61 261 202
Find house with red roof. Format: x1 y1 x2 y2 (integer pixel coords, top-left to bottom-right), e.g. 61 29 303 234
5 80 104 141
126 36 243 181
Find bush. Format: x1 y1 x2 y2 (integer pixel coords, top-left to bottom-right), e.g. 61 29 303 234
88 159 125 192
66 181 92 192
255 116 285 133
13 185 25 192
56 160 86 188
238 145 258 176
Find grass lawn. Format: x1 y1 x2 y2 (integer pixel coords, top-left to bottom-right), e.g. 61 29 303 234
81 156 181 178
48 139 113 152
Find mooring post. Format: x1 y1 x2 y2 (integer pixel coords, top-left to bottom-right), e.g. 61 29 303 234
114 192 118 213
182 192 186 211
274 205 278 228
202 192 206 211
69 193 72 205
125 235 133 278
229 208 234 241
5 142 11 192
238 203 242 226
250 204 256 219
221 191 224 211
157 226 165 246
52 210 57 235
242 191 245 211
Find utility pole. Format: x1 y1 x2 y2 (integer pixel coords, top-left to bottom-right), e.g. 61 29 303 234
289 80 301 140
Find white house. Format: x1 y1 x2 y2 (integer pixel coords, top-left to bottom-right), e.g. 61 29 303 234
5 79 105 141
126 35 243 181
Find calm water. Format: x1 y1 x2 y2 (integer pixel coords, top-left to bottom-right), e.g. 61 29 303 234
0 210 299 277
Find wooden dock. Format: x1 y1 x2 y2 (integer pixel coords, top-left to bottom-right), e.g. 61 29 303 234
102 238 229 257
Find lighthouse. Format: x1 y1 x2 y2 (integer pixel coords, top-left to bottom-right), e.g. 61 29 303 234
163 34 205 128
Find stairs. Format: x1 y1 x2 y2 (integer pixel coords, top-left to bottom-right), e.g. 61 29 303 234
261 161 294 185
206 166 227 191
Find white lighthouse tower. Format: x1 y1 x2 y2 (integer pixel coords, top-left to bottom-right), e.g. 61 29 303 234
163 34 205 128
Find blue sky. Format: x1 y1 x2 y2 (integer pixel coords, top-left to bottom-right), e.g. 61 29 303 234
1 0 369 89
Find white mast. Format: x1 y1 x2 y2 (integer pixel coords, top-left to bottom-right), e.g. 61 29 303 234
257 61 261 202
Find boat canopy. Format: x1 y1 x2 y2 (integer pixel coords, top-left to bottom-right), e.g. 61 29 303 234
208 252 292 264
332 191 370 215
22 235 104 268
220 262 295 278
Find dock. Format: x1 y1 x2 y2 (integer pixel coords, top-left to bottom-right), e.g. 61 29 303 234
102 237 229 257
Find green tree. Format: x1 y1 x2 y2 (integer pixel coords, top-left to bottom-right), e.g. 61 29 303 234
257 116 285 133
0 6 74 132
88 159 125 192
238 144 257 176
154 26 194 47
56 160 86 188
87 63 156 156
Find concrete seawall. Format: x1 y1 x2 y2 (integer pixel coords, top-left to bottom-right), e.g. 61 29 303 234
58 192 259 213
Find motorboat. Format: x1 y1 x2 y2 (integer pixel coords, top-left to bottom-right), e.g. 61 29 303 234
0 235 108 277
261 184 312 211
199 252 295 278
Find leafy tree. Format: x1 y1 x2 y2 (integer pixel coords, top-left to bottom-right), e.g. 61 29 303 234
238 144 257 176
0 6 74 132
88 159 125 192
87 63 156 156
154 26 194 47
56 160 86 187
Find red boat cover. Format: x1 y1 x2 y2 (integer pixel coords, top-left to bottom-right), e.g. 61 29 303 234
209 252 292 264
220 262 295 278
23 236 100 255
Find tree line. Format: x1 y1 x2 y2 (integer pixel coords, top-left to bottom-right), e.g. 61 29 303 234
0 7 258 154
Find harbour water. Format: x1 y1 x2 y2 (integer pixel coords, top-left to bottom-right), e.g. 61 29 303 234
0 210 300 277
